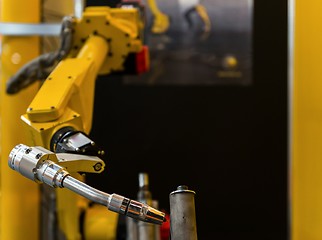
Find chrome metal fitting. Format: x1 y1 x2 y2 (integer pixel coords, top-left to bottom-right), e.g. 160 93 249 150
8 144 69 187
8 144 53 182
108 193 130 215
36 160 69 188
108 194 165 225
126 199 165 225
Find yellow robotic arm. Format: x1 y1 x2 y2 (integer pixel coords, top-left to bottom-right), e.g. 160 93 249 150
147 0 170 34
6 6 163 240
12 6 144 151
184 3 211 35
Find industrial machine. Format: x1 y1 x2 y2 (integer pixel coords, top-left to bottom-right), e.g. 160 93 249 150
0 3 165 240
146 0 170 34
126 172 162 240
144 0 210 35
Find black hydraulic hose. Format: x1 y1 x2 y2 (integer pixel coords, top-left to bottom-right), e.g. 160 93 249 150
6 16 74 94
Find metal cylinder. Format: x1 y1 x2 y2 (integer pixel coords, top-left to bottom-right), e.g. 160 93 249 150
137 172 154 240
8 144 52 181
169 185 198 240
138 172 152 204
126 217 138 240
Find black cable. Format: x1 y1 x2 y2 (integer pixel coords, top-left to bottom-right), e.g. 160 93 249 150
6 16 74 94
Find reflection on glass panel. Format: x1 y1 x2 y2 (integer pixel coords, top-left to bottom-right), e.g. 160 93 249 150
124 0 253 85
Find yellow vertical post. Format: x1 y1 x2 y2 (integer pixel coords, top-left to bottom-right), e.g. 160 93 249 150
0 0 40 239
291 0 322 239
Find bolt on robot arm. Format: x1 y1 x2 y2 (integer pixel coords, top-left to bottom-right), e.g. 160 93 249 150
5 5 164 230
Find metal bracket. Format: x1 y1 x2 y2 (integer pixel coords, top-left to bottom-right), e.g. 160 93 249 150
0 22 61 36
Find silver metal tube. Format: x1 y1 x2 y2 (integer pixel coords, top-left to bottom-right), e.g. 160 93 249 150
49 174 166 225
126 217 138 240
170 185 198 240
62 175 110 206
137 172 155 240
138 221 154 240
139 172 149 189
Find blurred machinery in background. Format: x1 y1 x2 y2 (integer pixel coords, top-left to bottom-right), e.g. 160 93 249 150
144 0 210 35
146 0 170 34
126 173 162 240
124 0 252 86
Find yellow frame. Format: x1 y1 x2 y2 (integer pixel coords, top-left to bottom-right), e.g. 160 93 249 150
0 0 41 239
291 0 322 239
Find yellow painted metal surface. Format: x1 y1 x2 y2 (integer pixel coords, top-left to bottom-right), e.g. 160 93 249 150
0 0 40 239
70 7 142 75
84 204 118 240
21 35 108 240
22 107 83 149
23 35 108 151
21 6 144 150
56 185 82 240
55 36 108 240
195 4 211 33
291 1 322 239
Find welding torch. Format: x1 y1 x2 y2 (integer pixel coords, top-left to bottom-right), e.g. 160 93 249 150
8 144 166 225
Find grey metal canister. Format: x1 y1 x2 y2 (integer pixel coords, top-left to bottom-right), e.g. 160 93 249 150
169 185 198 240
